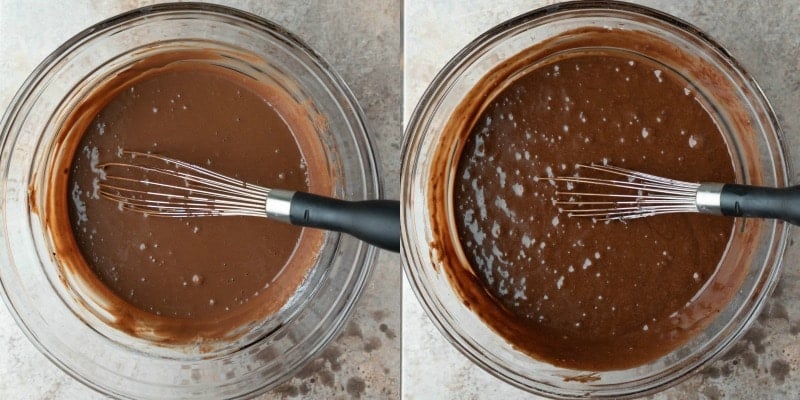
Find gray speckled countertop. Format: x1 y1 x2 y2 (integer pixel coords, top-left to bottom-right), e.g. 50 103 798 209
0 1 400 399
403 1 799 399
2 0 798 399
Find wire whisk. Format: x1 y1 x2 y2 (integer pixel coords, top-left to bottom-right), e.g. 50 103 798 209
553 164 799 225
100 152 272 218
97 151 401 252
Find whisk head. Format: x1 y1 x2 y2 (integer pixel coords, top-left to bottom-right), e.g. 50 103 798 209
553 164 700 221
98 151 270 218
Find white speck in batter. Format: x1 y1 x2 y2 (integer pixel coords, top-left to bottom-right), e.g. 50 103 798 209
71 183 88 225
522 235 534 248
497 166 507 188
653 70 663 83
512 183 524 196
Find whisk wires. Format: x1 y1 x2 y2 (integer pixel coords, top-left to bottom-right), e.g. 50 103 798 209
553 164 700 220
98 151 270 217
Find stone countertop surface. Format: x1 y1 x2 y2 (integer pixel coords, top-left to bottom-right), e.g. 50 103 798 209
403 0 799 399
0 0 400 399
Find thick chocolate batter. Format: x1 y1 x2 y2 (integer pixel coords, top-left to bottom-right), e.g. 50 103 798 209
54 55 328 342
452 54 734 370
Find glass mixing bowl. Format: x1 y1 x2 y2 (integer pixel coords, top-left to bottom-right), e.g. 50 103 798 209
401 1 790 398
0 3 379 399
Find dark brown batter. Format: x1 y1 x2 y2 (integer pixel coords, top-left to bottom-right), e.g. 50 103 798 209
451 53 734 369
47 52 330 342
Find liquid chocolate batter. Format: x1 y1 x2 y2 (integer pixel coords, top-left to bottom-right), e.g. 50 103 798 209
452 54 734 370
58 57 327 341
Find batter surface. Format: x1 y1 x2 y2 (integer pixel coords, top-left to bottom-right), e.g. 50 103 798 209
452 53 734 370
58 57 328 341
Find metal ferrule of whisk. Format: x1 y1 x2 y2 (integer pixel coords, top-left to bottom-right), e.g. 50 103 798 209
264 189 295 223
694 183 726 215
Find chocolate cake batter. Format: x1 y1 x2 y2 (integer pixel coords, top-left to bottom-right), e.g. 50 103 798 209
450 53 735 369
48 53 329 342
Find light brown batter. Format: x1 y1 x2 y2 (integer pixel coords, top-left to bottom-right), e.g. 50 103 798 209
47 52 330 342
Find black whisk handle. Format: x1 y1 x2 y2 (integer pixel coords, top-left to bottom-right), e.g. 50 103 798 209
289 192 401 252
719 184 800 226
